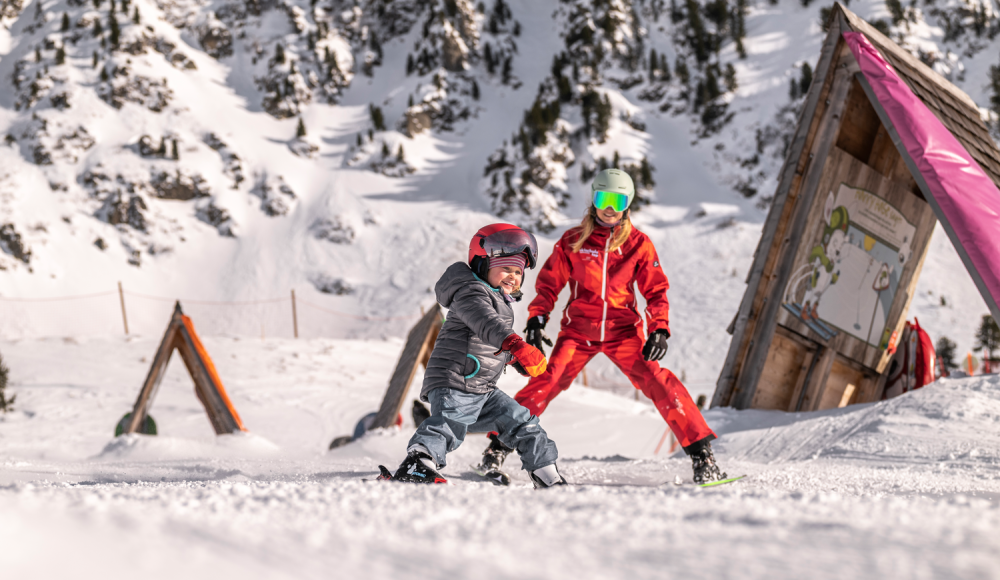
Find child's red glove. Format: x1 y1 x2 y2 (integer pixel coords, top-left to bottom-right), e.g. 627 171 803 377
498 333 547 377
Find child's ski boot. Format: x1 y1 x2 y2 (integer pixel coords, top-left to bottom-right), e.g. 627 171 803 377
378 449 448 484
529 464 567 489
473 432 513 486
690 443 727 484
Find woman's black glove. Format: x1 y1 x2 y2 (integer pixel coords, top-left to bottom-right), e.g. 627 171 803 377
525 315 553 356
642 330 670 362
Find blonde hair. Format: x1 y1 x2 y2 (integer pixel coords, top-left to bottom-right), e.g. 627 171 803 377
569 206 632 253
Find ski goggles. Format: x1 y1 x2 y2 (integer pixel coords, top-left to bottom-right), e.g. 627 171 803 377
480 228 538 269
593 190 630 212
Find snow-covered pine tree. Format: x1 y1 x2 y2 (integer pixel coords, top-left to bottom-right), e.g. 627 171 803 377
0 350 13 414
109 13 120 47
974 315 1000 363
936 336 958 374
799 62 813 96
369 104 386 131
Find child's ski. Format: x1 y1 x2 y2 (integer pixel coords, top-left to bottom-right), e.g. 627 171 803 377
672 474 747 487
470 463 511 486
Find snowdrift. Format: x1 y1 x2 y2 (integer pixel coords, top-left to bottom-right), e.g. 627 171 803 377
712 375 1000 468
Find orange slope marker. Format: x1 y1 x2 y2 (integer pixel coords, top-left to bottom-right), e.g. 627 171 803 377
123 302 247 436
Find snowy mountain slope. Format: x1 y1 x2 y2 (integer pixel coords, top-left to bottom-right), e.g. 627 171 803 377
0 0 994 390
1 335 1000 579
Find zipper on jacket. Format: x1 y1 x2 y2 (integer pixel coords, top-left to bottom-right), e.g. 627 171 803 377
600 236 610 342
566 281 578 327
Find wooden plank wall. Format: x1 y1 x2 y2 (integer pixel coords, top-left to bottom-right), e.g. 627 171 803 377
711 19 846 409
719 36 938 413
725 46 856 410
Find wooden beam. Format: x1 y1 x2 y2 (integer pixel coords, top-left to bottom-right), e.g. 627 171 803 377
372 304 444 429
798 346 837 412
125 312 179 434
174 315 245 435
712 18 845 408
730 51 854 410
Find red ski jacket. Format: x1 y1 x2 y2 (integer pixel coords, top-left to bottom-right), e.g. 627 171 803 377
529 223 671 342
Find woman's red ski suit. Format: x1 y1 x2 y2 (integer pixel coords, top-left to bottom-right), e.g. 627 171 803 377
515 224 716 452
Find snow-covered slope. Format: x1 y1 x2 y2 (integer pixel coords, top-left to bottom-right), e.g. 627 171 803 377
1 335 999 579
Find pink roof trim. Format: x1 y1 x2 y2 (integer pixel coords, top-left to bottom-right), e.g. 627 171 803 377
844 31 1000 323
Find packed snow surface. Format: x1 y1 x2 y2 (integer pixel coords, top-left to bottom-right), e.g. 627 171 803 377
2 335 999 580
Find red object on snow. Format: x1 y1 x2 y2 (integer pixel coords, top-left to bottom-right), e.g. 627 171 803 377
884 318 936 399
911 318 936 389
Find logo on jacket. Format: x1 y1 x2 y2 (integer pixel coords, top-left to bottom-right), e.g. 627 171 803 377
580 248 599 257
654 261 659 267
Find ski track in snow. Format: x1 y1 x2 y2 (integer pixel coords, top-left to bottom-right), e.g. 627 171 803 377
2 336 1000 579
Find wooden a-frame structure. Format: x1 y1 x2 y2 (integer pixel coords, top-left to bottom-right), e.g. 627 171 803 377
371 304 443 429
713 4 1000 412
124 302 247 435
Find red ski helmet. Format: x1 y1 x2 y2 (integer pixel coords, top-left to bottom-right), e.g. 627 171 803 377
468 223 538 279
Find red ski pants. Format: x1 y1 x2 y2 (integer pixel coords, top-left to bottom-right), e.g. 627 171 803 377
514 332 716 451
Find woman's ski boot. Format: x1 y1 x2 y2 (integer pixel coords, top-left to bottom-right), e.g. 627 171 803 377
690 443 727 484
473 432 513 486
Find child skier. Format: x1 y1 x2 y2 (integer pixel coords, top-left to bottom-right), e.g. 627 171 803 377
378 223 567 488
476 169 728 485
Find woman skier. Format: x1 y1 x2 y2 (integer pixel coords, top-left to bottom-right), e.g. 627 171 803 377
476 169 727 484
378 223 567 488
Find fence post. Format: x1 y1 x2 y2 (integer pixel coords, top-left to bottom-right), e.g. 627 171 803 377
118 281 129 335
291 289 299 338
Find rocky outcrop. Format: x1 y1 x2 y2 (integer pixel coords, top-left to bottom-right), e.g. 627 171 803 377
0 223 31 264
197 202 235 237
98 65 173 112
151 170 210 200
121 30 197 70
251 172 296 216
195 12 233 59
204 133 245 189
20 117 95 166
310 273 353 295
310 216 354 244
101 191 148 232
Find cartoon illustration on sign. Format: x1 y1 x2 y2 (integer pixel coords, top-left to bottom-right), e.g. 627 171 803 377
783 183 916 348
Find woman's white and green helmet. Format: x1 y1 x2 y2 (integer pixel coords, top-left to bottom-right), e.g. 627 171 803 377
591 169 636 213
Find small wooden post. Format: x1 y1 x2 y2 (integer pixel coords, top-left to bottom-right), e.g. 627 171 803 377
118 281 129 335
581 367 589 387
290 289 299 338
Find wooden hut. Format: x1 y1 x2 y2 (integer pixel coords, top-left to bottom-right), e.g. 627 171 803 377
712 4 1000 411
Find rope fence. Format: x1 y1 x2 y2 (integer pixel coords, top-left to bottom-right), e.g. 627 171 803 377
0 282 421 340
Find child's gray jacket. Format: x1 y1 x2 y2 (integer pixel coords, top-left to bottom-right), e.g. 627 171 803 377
419 262 515 402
